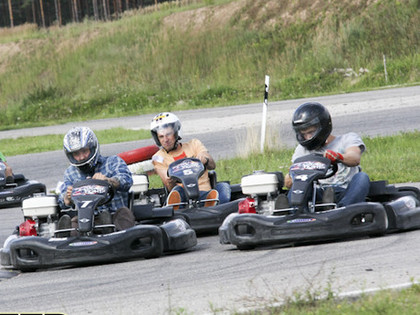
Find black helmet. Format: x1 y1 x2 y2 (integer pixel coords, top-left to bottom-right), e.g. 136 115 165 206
292 102 332 150
63 126 100 174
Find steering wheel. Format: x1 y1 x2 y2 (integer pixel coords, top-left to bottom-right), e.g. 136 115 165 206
324 162 338 179
311 153 339 179
72 178 115 206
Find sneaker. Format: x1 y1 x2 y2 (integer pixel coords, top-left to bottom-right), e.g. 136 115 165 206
113 207 135 231
322 187 335 204
57 214 72 237
275 194 289 209
166 190 181 211
6 175 14 184
204 189 219 207
58 214 72 230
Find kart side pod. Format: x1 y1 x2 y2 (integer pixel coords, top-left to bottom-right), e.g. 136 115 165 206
241 171 284 195
385 195 420 230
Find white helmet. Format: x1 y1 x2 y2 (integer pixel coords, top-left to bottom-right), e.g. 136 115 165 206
63 126 99 174
150 112 182 147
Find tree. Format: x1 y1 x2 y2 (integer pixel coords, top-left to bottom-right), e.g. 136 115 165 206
39 0 45 28
70 0 79 23
102 0 108 20
8 0 13 27
93 0 99 21
54 0 62 26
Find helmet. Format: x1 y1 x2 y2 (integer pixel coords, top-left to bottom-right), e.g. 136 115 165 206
63 127 99 174
150 112 182 147
292 102 332 150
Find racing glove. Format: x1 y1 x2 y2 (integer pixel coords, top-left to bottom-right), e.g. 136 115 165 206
324 150 343 164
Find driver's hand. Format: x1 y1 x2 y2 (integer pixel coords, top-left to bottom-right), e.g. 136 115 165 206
93 173 120 188
64 186 73 206
168 177 177 186
93 173 107 181
196 153 209 167
324 150 343 163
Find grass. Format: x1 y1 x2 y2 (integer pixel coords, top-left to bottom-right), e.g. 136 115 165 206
0 0 419 129
238 282 420 315
0 128 151 156
146 130 420 188
3 127 419 186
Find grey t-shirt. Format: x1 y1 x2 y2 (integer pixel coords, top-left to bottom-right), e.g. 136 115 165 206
291 132 365 188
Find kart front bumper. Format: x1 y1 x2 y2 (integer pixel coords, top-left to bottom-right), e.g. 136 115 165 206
2 219 196 271
219 202 388 249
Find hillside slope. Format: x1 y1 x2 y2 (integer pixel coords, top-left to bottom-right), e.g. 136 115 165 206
0 0 418 129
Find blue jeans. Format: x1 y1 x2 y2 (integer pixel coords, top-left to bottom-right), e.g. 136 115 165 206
172 182 231 206
287 172 370 207
331 172 370 207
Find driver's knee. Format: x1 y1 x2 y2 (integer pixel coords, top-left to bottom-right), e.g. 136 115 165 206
352 172 370 191
216 182 231 204
338 172 370 207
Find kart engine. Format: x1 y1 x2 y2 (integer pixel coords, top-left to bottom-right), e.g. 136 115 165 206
240 171 283 215
20 196 59 237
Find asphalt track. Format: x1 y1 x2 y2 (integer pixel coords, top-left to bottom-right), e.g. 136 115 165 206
0 85 419 314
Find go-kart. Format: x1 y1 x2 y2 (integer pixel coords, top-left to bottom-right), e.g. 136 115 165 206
1 178 197 271
219 154 420 249
0 162 46 209
117 144 245 234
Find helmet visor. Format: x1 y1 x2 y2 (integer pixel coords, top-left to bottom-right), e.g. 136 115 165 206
296 125 320 143
66 146 97 167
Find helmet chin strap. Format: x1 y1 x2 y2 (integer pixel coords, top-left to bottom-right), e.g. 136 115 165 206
164 141 179 153
78 162 96 176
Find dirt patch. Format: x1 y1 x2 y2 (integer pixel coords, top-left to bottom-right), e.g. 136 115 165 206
0 42 21 73
162 1 244 32
162 0 382 31
55 29 101 54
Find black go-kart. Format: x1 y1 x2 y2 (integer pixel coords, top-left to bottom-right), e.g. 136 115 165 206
142 157 244 234
0 163 46 209
219 154 420 250
1 178 197 271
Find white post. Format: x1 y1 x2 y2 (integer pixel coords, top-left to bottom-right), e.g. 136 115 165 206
260 75 270 153
383 54 388 84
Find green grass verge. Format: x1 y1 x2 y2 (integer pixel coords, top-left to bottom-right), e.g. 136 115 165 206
0 128 151 156
4 128 419 185
147 131 420 188
3 128 419 184
238 282 420 315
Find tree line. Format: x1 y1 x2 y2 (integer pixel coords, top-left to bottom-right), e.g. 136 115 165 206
1 0 174 28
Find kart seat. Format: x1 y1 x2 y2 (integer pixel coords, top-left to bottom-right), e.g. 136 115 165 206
271 171 285 192
208 170 217 189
